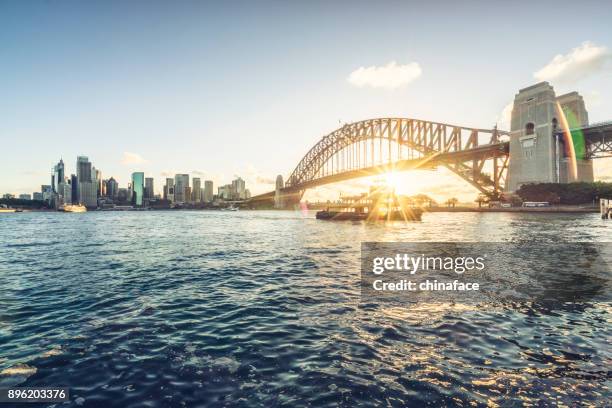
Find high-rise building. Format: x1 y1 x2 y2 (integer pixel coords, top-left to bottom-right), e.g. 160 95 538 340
232 177 246 200
192 178 201 202
76 156 91 184
59 181 72 206
117 188 128 203
164 178 174 202
93 167 102 197
185 186 192 203
132 172 145 207
76 156 96 208
218 184 232 200
203 180 214 202
145 177 154 199
106 177 118 199
70 174 78 204
174 174 189 203
41 185 53 203
52 159 65 193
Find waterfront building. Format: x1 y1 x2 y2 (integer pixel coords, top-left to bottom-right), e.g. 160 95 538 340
33 192 43 201
76 156 96 207
117 188 128 203
93 168 103 197
106 177 118 200
184 186 192 203
70 175 78 204
79 181 97 208
52 159 65 194
232 177 246 199
19 194 31 200
192 178 201 202
164 178 174 201
132 172 145 207
204 180 213 202
174 174 189 203
145 177 154 199
3 193 15 199
41 185 53 203
59 181 72 206
218 184 233 200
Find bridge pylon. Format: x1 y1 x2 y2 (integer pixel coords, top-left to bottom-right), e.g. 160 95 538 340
506 82 594 192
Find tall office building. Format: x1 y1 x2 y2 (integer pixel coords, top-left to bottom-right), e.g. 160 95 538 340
203 180 214 202
70 175 78 204
145 177 154 199
93 167 102 197
164 178 174 202
132 172 145 207
76 156 97 208
232 177 246 199
192 178 201 202
52 159 65 193
174 174 189 203
106 177 118 199
218 184 232 200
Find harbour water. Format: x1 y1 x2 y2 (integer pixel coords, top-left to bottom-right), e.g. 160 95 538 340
0 211 610 407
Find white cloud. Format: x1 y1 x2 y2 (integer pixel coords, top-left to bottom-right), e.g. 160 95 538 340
496 102 514 131
347 60 422 89
121 152 147 165
534 41 611 84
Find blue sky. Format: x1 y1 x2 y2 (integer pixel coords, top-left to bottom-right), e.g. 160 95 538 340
1 0 611 200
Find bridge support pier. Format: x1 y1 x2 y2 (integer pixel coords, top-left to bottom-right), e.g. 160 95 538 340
506 82 593 192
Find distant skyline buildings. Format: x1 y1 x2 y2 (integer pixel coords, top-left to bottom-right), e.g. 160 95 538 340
132 172 144 207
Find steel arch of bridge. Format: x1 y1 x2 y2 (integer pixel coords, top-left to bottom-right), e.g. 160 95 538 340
284 118 510 198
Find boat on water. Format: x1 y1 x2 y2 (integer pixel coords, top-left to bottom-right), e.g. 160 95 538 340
0 208 17 213
315 186 422 221
59 204 87 213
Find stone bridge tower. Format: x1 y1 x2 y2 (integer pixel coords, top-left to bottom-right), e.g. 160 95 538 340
506 82 593 192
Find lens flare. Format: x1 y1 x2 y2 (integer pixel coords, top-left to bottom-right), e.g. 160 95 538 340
556 102 578 181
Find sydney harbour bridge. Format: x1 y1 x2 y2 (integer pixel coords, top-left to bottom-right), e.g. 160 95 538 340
249 83 612 208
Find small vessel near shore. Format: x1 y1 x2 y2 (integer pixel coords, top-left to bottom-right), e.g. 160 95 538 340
316 186 422 221
59 204 87 213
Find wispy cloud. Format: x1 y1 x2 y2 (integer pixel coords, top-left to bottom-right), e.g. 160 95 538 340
347 60 422 89
121 152 148 165
534 41 611 84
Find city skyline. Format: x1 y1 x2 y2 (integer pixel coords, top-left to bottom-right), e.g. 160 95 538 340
2 1 611 201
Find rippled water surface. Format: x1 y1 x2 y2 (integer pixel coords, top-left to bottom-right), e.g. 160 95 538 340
0 211 610 407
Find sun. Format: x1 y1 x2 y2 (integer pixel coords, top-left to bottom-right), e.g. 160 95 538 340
382 171 403 193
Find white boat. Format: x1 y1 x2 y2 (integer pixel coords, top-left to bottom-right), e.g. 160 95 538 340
59 204 87 213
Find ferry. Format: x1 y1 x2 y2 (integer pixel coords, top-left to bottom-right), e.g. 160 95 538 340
59 204 87 213
0 204 17 213
316 187 422 221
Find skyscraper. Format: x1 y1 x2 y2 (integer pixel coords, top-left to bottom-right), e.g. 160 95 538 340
52 159 65 194
76 156 97 208
145 177 154 199
164 178 174 202
204 180 214 202
132 172 144 207
232 177 246 200
70 174 78 204
106 177 118 200
192 178 201 202
174 174 189 203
